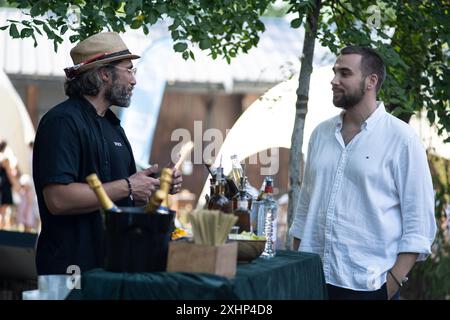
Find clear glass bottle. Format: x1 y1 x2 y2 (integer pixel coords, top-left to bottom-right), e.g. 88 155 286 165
229 155 243 186
259 177 278 258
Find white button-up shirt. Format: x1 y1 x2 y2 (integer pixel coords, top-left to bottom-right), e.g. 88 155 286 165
289 102 437 291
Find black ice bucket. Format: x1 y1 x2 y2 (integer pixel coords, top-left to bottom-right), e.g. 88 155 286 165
104 207 175 273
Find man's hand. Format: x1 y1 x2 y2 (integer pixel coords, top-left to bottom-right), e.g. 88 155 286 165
386 272 400 300
170 168 183 194
128 164 160 203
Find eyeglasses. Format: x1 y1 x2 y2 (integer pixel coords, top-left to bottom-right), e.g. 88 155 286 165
112 66 137 76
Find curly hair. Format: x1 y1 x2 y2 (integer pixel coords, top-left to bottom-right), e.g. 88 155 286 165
64 63 119 98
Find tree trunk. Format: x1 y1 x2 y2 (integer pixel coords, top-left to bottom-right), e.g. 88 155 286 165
286 0 322 250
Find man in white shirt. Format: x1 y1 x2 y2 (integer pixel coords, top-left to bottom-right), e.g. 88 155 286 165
289 46 437 300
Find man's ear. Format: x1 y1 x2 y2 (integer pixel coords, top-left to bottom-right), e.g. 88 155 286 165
98 67 112 82
367 74 378 90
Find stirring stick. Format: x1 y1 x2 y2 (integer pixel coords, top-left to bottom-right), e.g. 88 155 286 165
174 141 194 170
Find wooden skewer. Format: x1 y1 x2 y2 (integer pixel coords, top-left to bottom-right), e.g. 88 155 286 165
174 141 194 170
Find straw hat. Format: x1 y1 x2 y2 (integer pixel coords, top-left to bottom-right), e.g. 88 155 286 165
64 32 140 79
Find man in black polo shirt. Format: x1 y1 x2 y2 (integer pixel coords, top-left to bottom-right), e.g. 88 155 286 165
33 32 183 275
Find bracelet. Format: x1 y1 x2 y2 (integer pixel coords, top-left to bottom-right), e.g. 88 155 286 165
388 269 402 287
124 178 134 201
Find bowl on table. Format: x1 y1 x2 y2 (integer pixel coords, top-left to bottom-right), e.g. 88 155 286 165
235 239 266 263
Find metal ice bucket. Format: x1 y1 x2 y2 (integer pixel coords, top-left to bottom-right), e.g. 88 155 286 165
104 207 175 272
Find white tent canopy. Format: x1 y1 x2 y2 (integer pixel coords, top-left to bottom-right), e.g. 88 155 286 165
0 69 35 175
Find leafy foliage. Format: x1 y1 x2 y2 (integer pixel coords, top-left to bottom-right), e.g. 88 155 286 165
402 153 450 299
1 0 272 63
288 0 449 150
1 1 447 132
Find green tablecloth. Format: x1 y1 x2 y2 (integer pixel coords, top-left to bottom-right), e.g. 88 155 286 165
67 250 326 300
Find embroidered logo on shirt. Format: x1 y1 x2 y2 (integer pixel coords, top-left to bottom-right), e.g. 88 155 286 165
113 142 123 147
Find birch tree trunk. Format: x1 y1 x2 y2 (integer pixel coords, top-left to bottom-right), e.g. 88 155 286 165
286 0 322 249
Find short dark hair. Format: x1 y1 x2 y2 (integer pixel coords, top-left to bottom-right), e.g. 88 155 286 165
64 62 119 98
340 46 386 92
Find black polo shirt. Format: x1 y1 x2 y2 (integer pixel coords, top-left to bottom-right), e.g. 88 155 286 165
33 97 136 275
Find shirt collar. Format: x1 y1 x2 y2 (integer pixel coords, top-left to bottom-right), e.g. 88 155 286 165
335 101 386 131
80 97 121 125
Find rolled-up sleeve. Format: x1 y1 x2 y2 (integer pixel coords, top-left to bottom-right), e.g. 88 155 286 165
395 135 437 260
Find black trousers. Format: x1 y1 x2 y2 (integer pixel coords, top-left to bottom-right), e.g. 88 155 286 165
327 283 400 300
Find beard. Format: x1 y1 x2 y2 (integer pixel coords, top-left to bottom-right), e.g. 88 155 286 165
104 73 133 108
333 79 366 110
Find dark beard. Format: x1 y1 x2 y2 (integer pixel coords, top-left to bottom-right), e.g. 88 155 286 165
104 73 132 108
333 79 366 110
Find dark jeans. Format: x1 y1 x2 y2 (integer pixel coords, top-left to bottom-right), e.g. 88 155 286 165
327 283 400 300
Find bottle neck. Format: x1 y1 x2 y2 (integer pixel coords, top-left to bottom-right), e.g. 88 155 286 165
159 168 173 208
217 182 226 196
264 185 273 195
144 190 165 214
93 185 116 210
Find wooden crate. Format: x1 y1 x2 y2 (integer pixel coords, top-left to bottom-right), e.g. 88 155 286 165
166 241 238 278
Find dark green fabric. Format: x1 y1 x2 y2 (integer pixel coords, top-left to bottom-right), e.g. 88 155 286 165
67 250 327 300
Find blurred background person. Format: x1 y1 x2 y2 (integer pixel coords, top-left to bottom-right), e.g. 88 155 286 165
0 140 20 229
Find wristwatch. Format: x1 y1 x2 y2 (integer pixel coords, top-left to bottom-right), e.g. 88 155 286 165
388 269 408 287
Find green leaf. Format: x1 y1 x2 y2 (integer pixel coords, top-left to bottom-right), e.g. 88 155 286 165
30 4 41 17
31 33 38 47
189 50 195 61
290 18 302 29
148 11 158 25
42 24 55 39
171 30 180 40
33 26 42 35
20 28 34 38
9 24 19 38
131 19 142 29
0 25 8 31
199 38 211 50
182 51 189 60
53 39 59 52
427 109 436 124
61 25 68 35
174 42 188 52
142 24 149 34
69 35 80 43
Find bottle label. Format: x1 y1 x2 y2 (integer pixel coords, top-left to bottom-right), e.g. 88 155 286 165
237 200 248 210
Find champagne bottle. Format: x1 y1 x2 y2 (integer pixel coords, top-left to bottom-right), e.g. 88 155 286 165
86 173 122 213
143 189 165 214
155 168 173 214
